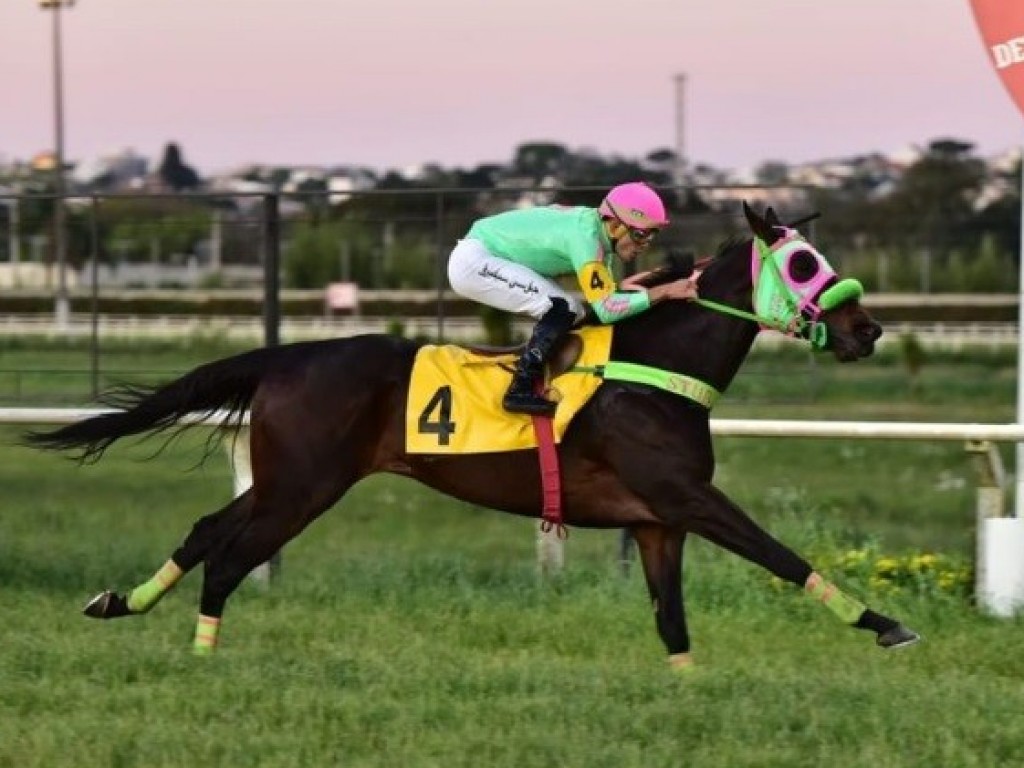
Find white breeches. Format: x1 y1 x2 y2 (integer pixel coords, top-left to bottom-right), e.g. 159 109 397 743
447 238 584 321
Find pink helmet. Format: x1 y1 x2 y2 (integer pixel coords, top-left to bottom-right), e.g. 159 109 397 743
598 182 669 229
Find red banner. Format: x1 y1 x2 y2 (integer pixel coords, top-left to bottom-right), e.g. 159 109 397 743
969 1 1024 119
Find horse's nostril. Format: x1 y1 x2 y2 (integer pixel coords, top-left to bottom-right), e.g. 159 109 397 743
857 323 882 343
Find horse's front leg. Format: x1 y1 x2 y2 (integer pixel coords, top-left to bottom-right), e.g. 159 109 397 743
682 483 920 650
631 525 693 672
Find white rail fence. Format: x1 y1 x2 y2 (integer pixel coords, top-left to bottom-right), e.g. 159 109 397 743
4 408 1023 615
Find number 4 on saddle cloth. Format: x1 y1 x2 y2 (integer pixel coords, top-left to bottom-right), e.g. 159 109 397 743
406 326 613 454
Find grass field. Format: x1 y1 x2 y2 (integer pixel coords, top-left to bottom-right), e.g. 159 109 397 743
1 335 1023 767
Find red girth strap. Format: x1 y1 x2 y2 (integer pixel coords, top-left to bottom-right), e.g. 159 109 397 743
531 408 566 539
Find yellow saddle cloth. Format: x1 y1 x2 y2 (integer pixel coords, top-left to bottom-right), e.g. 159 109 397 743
406 326 613 454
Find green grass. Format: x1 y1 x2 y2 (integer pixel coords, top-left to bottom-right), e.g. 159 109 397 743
2 434 1023 767
0 334 248 405
1 338 1023 766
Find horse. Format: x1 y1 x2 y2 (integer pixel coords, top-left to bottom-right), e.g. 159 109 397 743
26 202 920 666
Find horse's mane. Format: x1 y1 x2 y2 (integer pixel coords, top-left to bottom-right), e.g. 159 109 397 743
633 252 694 289
635 236 748 289
629 211 821 290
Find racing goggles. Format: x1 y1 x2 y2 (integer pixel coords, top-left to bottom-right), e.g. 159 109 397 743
612 216 659 245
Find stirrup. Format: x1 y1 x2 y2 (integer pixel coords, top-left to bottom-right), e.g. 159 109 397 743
502 389 557 417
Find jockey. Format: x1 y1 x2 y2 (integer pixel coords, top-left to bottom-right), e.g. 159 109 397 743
448 181 699 417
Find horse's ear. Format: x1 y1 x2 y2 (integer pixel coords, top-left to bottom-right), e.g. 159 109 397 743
764 207 782 228
742 201 779 244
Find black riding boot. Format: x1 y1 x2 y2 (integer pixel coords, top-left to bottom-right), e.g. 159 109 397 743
503 298 577 417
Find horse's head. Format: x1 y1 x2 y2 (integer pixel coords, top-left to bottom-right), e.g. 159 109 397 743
742 202 882 362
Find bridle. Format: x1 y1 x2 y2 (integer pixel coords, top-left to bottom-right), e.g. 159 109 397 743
691 224 863 350
577 216 864 411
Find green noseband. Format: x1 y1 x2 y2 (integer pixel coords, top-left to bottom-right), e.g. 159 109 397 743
819 278 864 312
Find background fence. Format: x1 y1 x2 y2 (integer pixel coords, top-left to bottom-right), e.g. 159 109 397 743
1 185 1020 407
2 182 1020 298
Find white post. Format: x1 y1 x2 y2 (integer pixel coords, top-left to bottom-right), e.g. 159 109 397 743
978 517 1024 616
536 521 564 575
969 440 1024 615
1016 143 1024 519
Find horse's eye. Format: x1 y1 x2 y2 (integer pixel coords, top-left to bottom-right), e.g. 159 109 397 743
787 250 819 283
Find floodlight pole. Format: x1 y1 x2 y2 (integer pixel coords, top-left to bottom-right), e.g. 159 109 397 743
673 73 687 188
41 0 74 329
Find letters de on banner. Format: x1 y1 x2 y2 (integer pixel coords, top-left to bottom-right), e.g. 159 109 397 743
969 1 1024 119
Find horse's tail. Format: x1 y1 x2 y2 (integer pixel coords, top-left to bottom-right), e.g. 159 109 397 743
24 345 289 462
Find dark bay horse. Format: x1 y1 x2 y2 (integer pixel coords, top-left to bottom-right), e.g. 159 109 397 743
27 203 920 665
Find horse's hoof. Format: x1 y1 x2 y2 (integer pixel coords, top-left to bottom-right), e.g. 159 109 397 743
668 652 696 674
82 590 131 619
876 624 921 650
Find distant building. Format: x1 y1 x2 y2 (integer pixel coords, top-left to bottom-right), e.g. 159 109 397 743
71 148 149 190
30 151 59 173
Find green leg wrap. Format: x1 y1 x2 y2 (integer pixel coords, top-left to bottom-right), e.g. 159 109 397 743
668 653 696 673
805 572 865 625
193 615 221 655
126 560 183 614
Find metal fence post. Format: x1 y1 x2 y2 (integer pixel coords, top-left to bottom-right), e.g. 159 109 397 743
252 193 281 582
262 193 281 347
89 195 100 399
435 190 446 342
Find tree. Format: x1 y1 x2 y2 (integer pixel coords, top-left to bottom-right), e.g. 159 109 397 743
972 156 1021 263
103 198 209 264
511 142 570 180
645 148 677 165
284 220 373 289
755 160 790 185
880 138 985 258
453 164 501 189
157 143 201 191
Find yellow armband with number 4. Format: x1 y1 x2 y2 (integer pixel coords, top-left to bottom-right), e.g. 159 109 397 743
579 262 615 303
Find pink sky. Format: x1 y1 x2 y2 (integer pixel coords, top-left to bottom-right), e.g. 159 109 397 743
1 0 1021 174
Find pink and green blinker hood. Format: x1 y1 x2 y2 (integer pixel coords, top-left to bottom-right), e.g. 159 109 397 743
750 228 864 348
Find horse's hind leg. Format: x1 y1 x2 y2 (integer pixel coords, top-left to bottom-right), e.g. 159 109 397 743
83 491 254 620
684 484 920 650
